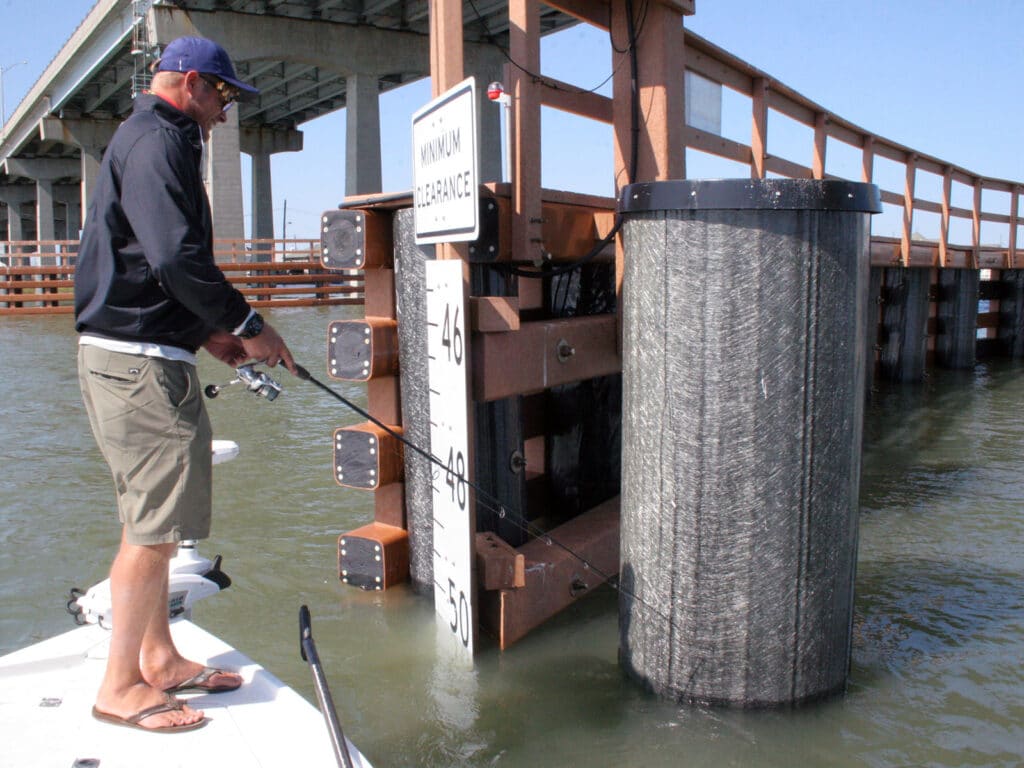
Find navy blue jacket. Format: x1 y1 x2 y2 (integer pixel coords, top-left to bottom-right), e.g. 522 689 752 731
74 94 250 351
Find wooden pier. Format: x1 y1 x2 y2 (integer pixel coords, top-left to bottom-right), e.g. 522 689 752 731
0 238 364 315
319 0 1024 707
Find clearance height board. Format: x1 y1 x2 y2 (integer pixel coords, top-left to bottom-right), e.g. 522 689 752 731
413 77 479 654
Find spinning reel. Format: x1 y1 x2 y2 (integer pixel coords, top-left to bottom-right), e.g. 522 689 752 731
205 364 282 401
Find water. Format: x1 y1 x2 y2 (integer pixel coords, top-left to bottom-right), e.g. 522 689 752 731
1 308 1022 767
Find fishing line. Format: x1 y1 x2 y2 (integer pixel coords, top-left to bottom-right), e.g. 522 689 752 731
292 364 680 632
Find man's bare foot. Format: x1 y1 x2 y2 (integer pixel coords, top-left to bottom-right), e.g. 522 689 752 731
94 683 204 731
144 657 242 694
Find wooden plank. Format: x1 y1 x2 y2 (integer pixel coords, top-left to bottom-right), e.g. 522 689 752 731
940 166 953 267
1009 187 1019 268
472 314 621 402
901 155 917 267
374 482 406 529
537 75 613 123
429 0 463 96
479 496 620 649
684 49 753 96
470 296 520 332
861 135 875 184
541 201 616 261
367 376 402 427
764 155 813 180
236 286 362 297
476 532 526 590
542 0 610 28
749 78 765 180
685 125 752 167
363 268 396 318
812 112 827 180
766 87 815 127
972 179 983 269
509 1 543 264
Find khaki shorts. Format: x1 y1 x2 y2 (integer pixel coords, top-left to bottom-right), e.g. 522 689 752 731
78 345 213 545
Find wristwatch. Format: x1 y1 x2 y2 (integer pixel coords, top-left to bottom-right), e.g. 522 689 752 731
237 311 265 339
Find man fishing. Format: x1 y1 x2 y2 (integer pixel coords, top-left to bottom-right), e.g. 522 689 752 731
74 35 296 733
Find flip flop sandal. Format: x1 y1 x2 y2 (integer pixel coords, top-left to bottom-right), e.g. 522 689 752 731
164 666 242 695
92 695 207 733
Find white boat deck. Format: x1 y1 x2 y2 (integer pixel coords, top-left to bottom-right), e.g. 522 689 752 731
0 619 370 768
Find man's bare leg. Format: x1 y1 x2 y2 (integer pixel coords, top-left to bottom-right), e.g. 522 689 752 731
93 531 203 729
138 551 241 692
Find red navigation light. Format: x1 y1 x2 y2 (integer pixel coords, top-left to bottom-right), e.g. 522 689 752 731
487 81 505 101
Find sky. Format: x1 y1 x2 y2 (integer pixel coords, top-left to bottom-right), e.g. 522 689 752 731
1 0 1022 241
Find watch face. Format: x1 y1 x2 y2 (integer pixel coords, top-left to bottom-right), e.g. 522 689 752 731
243 312 264 338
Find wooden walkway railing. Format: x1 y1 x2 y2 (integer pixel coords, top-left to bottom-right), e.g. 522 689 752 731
0 238 363 315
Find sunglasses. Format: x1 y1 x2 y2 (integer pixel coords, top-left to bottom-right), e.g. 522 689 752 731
198 74 240 112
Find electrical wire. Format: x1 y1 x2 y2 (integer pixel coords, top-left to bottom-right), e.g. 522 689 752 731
485 0 644 282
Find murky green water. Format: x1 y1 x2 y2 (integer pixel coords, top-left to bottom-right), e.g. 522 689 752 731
1 308 1022 766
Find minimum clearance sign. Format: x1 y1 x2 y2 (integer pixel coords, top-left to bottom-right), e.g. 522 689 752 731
412 77 479 245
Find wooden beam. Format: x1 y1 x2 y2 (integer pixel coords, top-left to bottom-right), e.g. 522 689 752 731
536 75 613 123
612 2 686 189
812 112 827 180
751 77 768 180
1009 187 1019 268
939 166 952 268
471 296 520 332
861 134 875 184
479 496 620 649
429 0 463 96
509 0 543 263
545 0 693 30
901 155 916 267
476 532 526 590
472 314 621 402
543 0 610 28
972 179 983 270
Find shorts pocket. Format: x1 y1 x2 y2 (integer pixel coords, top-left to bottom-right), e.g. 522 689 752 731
159 361 194 409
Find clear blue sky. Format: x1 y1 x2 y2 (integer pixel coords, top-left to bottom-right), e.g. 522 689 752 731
2 0 1021 242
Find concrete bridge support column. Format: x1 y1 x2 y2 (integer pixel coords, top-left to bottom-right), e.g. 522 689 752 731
935 268 979 369
35 179 56 253
345 73 382 197
240 126 303 261
0 186 34 245
39 118 118 225
55 184 82 243
2 158 79 257
204 106 245 252
997 270 1024 358
878 267 931 381
250 152 273 259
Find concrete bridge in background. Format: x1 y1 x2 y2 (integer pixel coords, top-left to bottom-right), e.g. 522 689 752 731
0 0 576 248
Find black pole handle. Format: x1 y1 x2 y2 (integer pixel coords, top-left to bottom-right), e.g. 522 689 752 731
299 605 355 768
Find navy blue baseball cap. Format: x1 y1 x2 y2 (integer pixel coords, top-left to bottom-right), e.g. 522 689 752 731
155 37 259 101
